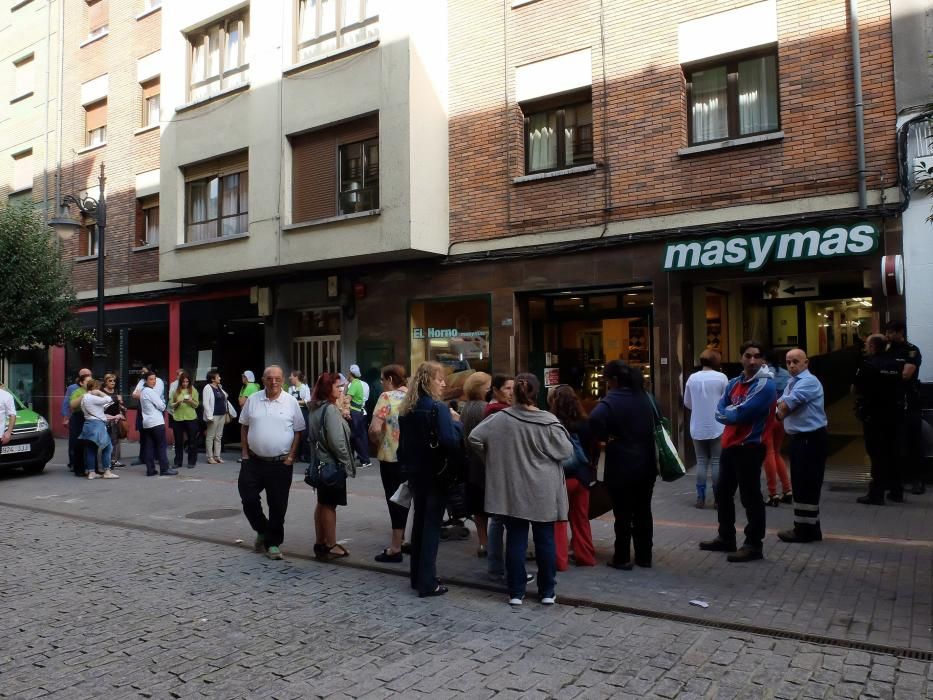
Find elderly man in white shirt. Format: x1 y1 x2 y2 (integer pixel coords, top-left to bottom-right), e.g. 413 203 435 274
238 365 306 560
0 385 16 446
139 371 175 477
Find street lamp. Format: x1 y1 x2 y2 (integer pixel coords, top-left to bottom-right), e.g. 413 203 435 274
49 162 107 379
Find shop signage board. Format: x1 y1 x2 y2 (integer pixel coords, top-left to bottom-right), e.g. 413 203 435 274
662 223 879 272
412 328 487 339
763 278 821 299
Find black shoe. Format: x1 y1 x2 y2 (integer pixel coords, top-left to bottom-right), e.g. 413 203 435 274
374 549 403 563
419 585 448 598
727 546 763 563
777 528 822 543
635 559 652 568
765 495 781 508
607 559 634 570
161 468 179 476
887 491 905 503
857 494 885 506
146 470 157 477
400 542 412 555
698 538 737 552
781 491 793 504
912 481 926 495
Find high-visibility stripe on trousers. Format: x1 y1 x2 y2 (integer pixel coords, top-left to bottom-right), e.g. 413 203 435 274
788 428 828 536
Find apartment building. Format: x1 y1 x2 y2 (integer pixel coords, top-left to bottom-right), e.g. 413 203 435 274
1 0 62 414
155 0 448 392
346 0 903 467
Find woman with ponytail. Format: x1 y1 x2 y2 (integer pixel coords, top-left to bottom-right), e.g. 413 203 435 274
468 373 572 606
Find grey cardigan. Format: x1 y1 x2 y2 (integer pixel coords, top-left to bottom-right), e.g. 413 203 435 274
309 401 358 478
469 406 572 522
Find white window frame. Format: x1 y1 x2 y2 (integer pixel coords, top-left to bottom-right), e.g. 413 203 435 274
296 0 379 63
187 12 249 102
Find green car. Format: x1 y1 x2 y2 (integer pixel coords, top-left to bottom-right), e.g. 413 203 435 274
1 391 55 474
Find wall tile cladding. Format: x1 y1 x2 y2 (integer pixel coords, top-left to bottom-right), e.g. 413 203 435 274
448 0 898 245
64 0 160 294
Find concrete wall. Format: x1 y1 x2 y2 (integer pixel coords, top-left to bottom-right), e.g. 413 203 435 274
159 0 449 284
891 0 933 112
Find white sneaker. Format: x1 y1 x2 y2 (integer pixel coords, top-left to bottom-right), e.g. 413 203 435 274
540 596 556 605
102 470 119 479
508 597 523 606
86 472 98 480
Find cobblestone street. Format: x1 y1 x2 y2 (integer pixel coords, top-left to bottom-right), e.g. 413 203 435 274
2 502 932 699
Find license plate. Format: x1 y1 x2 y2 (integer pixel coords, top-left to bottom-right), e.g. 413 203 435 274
1 444 30 455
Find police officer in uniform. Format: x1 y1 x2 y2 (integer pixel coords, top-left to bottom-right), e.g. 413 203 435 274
884 320 925 495
855 334 904 504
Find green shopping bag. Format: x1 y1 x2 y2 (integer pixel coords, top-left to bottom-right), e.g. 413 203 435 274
648 396 687 482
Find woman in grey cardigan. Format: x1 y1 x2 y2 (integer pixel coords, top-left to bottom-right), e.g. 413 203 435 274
469 373 572 606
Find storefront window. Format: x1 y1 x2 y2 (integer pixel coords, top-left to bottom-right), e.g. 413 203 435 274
409 297 491 398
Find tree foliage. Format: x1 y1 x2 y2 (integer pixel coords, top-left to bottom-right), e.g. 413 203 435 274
0 205 85 355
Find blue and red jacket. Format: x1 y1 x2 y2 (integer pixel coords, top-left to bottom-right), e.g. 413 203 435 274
715 367 776 449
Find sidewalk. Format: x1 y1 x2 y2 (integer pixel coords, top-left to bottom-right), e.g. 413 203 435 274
3 438 932 653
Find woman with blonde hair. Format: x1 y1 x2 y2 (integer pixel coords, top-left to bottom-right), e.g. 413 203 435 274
398 361 463 597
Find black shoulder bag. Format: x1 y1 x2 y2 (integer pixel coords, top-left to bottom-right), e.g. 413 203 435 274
304 404 348 489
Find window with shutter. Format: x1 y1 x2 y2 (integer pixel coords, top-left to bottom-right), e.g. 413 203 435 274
141 78 160 127
183 151 248 242
87 0 109 39
85 99 107 147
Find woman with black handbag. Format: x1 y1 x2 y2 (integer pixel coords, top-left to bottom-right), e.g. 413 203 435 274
397 361 463 598
309 372 358 560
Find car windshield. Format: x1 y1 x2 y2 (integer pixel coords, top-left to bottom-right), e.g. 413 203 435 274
2 388 27 411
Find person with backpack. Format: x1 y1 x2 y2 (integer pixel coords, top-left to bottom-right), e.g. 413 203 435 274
589 361 658 570
398 361 463 598
548 385 596 570
469 373 572 606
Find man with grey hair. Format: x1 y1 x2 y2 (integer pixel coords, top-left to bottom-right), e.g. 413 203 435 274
238 365 305 560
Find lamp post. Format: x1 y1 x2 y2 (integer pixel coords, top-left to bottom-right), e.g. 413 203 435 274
49 163 107 379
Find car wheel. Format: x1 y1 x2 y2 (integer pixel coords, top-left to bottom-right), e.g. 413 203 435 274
22 462 47 475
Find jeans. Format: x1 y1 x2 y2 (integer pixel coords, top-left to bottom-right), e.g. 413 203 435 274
204 415 226 459
173 419 199 467
84 435 113 475
350 410 370 463
141 424 170 475
237 459 293 548
555 477 595 569
409 482 446 595
502 516 556 600
693 438 722 494
716 443 767 549
487 515 505 577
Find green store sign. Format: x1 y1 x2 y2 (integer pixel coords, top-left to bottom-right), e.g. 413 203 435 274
662 223 879 272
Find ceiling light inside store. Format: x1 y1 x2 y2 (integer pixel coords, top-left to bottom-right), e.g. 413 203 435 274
626 293 638 296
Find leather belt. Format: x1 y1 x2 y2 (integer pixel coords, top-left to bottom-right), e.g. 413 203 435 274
248 451 288 463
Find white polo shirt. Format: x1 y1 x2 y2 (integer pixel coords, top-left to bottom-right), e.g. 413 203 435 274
0 388 16 432
239 389 306 458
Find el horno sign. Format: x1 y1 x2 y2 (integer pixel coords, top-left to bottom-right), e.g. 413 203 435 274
662 223 879 272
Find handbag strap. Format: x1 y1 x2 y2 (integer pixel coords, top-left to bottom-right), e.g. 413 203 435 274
428 402 440 448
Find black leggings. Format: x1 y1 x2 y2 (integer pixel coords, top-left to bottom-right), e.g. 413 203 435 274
380 461 410 530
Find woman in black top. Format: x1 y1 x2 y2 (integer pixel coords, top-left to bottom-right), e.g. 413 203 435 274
588 361 657 569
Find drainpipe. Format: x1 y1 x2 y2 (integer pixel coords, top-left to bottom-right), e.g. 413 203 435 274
55 0 65 211
848 0 867 210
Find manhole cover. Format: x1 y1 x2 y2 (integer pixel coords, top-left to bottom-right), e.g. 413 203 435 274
185 508 240 520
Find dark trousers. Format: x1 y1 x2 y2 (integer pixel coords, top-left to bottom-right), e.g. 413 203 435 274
409 481 446 595
141 424 170 475
607 476 655 565
379 461 410 530
172 419 199 467
237 459 293 548
864 419 901 499
716 443 767 549
503 516 557 600
789 428 827 537
350 410 370 463
69 412 85 474
899 406 924 485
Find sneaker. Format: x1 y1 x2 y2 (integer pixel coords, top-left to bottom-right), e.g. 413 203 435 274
161 468 179 476
727 546 763 563
525 573 535 583
781 492 794 504
695 496 705 509
266 546 284 560
254 534 265 553
508 597 523 606
540 596 556 605
359 461 373 469
698 537 737 552
765 495 781 508
102 470 120 479
86 472 98 480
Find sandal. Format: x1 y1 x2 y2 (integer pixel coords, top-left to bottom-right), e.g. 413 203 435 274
374 548 403 563
325 544 350 559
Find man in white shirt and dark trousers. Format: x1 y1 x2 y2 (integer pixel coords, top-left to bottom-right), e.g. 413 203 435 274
139 371 175 476
238 365 306 560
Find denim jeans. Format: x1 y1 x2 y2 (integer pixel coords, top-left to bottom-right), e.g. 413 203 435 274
85 440 113 474
502 516 556 600
693 437 722 492
409 482 446 595
486 515 505 577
